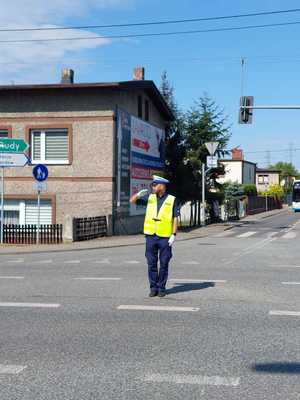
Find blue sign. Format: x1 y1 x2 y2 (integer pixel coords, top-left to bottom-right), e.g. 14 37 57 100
32 164 48 182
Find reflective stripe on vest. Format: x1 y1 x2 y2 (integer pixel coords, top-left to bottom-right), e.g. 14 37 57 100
143 194 175 237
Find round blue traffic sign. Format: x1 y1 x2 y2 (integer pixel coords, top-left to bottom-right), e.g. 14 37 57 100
32 164 48 182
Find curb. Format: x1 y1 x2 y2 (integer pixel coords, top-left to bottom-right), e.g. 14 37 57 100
0 225 233 256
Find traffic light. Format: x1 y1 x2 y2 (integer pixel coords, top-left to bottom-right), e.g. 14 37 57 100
239 96 254 124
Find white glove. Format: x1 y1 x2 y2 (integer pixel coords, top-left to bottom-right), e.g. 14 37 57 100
136 189 149 198
168 234 176 246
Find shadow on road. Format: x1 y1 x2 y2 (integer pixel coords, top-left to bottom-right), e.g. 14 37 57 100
166 282 215 295
252 362 300 374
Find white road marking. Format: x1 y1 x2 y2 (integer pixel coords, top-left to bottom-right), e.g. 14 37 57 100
0 276 24 280
0 364 27 374
215 230 234 237
0 302 60 308
31 259 53 264
237 231 257 238
73 277 122 281
282 282 300 285
64 260 80 264
170 279 227 283
269 310 300 317
117 305 199 312
143 373 240 387
124 260 141 264
6 259 24 264
94 259 111 264
281 231 297 239
269 265 300 268
182 261 199 265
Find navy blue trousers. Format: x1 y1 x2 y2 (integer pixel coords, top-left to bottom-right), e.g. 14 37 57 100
145 235 172 292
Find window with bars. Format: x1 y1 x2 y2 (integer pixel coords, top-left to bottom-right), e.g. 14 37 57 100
31 129 69 164
0 129 9 138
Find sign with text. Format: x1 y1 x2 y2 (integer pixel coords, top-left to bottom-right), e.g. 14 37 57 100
0 153 29 167
0 138 28 153
206 155 218 169
116 109 165 216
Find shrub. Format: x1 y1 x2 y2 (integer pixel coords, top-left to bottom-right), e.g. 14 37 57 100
242 184 257 196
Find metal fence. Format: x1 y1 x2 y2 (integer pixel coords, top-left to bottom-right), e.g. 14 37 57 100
3 224 63 244
247 196 282 215
73 216 107 241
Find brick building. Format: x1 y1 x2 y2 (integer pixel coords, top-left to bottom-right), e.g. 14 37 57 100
0 68 173 237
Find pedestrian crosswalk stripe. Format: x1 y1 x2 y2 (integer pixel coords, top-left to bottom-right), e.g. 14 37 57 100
143 373 240 387
117 305 199 312
215 230 234 237
269 310 300 317
237 231 257 238
282 282 300 285
64 260 80 264
0 364 27 374
281 231 297 239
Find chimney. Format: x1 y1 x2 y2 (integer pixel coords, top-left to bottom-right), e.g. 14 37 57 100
231 148 244 160
133 66 145 81
61 68 74 84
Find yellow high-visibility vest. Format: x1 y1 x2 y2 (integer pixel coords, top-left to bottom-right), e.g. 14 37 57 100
143 193 175 237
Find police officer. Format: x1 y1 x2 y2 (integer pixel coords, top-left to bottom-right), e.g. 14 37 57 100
130 175 180 297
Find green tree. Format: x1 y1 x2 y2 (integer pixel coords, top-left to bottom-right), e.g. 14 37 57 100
184 94 231 200
223 181 244 199
269 161 299 178
160 71 195 203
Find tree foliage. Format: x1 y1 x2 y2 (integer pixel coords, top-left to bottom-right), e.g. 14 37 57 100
269 162 300 178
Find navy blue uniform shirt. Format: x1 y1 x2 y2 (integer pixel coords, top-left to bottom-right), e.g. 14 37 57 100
136 192 180 218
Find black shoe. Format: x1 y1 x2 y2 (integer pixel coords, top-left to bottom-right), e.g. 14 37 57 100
158 291 166 297
149 291 158 297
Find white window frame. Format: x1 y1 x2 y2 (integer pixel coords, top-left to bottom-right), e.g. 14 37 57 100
31 129 69 165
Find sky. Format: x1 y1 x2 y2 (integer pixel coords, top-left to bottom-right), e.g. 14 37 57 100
0 0 300 168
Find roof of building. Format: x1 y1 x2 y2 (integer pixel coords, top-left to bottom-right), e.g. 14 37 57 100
219 159 257 166
256 168 281 173
0 80 174 121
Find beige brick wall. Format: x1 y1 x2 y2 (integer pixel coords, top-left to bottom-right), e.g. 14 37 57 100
0 86 168 229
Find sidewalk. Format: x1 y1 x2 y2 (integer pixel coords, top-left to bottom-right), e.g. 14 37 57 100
0 207 288 255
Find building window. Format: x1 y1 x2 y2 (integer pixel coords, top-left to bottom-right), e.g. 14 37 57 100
31 129 69 164
258 175 269 184
145 99 149 121
0 199 52 225
0 129 9 138
138 95 143 119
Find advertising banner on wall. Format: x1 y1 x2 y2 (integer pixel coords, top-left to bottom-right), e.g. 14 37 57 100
116 109 165 216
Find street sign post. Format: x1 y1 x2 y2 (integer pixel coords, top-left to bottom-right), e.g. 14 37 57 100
0 138 29 245
32 164 48 245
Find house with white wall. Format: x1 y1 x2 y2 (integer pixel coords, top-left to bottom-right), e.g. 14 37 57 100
218 148 256 185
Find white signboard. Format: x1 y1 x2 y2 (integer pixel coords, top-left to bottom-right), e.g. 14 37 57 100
34 182 47 192
206 155 218 169
0 153 28 167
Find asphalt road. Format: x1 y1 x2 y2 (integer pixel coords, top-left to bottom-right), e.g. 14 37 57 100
0 208 299 399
